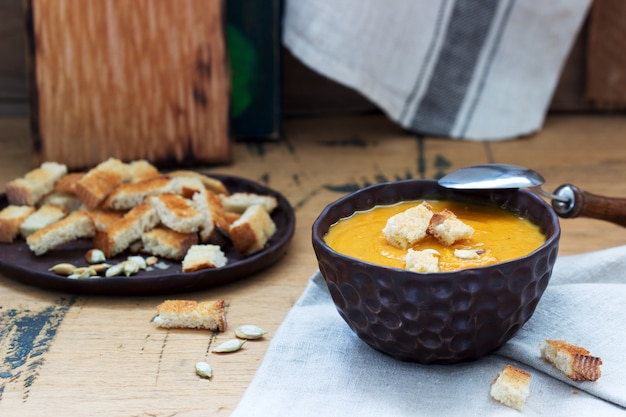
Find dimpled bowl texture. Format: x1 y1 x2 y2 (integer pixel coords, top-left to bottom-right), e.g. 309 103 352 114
312 179 560 364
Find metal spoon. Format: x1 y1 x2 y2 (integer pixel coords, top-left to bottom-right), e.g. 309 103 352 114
439 163 626 227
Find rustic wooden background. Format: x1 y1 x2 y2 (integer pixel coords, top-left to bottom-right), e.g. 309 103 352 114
2 0 623 120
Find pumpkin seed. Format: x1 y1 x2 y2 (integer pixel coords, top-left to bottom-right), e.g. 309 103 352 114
90 263 112 274
48 263 77 276
122 260 140 276
195 361 213 379
235 325 267 340
105 263 125 277
211 339 246 353
454 249 485 260
127 255 147 270
85 248 106 264
68 267 96 279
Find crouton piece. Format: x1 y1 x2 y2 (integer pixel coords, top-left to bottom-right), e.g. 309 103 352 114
6 162 68 206
383 202 434 250
86 209 124 231
427 209 474 246
40 191 83 212
0 205 36 242
229 204 276 256
220 192 278 214
168 175 206 199
192 189 233 242
182 244 228 272
93 203 159 257
490 365 531 411
101 176 172 210
405 249 440 273
19 204 68 238
26 210 95 255
141 227 198 261
167 170 229 195
153 299 227 331
147 193 204 233
54 172 84 194
540 340 602 382
127 160 162 182
74 158 130 208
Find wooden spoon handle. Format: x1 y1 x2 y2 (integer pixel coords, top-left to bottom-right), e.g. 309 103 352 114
552 184 626 227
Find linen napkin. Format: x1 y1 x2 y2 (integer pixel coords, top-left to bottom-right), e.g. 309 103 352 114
283 0 591 141
231 245 626 416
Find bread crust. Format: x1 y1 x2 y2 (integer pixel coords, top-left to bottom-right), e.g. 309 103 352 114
154 299 227 331
147 193 203 233
541 339 602 381
74 158 129 208
26 210 95 255
54 172 84 194
94 203 159 257
101 176 171 210
229 204 276 256
0 205 36 242
19 204 68 238
427 208 474 246
141 227 198 260
167 170 229 195
182 244 227 272
490 365 531 411
6 162 68 206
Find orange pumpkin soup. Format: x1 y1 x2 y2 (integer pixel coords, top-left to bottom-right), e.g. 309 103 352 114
324 200 545 272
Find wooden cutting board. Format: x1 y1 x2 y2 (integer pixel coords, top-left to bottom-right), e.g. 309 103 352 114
25 0 231 170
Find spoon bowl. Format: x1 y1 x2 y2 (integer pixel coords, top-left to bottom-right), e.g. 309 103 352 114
439 163 626 227
438 164 566 202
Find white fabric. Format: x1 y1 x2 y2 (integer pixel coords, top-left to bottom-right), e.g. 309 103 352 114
283 0 591 141
231 245 626 416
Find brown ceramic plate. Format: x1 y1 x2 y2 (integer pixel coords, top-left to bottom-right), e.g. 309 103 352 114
0 174 295 296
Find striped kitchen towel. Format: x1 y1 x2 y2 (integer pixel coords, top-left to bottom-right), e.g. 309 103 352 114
283 0 591 141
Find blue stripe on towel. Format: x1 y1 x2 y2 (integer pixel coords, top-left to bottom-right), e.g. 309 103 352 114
408 0 500 136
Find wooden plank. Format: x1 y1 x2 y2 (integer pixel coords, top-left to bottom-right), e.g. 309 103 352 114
25 0 231 170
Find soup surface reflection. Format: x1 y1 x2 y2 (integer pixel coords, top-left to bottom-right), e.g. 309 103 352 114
324 200 546 272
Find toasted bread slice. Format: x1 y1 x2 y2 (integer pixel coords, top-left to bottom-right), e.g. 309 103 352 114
220 192 278 214
86 209 125 231
6 162 68 206
427 209 474 246
540 340 602 381
405 248 440 273
74 158 130 208
127 160 161 182
147 193 204 233
0 205 36 242
167 170 229 195
168 175 206 199
182 244 228 272
101 176 172 210
192 189 233 242
383 202 434 250
54 172 84 194
141 227 198 260
40 191 83 212
93 203 159 257
19 204 68 238
229 204 276 256
154 299 227 331
26 210 95 255
490 365 531 411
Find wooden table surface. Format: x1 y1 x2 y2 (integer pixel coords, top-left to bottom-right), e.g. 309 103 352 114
1 114 626 416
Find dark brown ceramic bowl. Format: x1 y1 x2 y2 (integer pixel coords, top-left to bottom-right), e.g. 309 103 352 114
312 179 560 364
